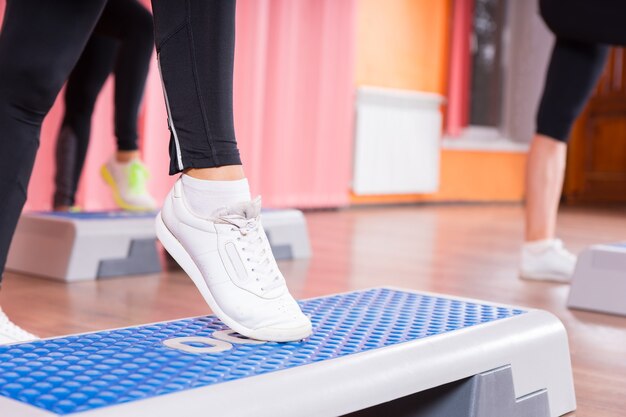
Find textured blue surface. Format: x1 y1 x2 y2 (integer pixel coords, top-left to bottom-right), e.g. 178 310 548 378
0 288 525 415
36 211 157 220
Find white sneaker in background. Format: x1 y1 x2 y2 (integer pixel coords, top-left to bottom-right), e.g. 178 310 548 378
101 157 158 211
156 178 312 342
0 309 38 345
520 239 577 283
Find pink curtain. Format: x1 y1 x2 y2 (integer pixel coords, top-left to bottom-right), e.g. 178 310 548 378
445 0 473 137
1 0 356 211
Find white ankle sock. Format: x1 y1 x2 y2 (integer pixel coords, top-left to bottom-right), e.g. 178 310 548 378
181 174 251 218
523 239 558 253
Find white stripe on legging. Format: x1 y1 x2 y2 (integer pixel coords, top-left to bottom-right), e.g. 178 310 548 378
157 53 184 171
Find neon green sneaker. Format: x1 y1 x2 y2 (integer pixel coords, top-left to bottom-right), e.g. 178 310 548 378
101 157 158 211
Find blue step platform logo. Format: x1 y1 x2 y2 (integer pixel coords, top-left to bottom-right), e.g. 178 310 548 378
0 288 525 415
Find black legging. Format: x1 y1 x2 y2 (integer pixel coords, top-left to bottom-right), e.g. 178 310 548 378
536 0 626 142
152 0 241 175
0 0 241 281
54 0 154 209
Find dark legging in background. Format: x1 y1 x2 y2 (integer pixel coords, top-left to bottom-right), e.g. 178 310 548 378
54 0 154 209
0 0 241 283
536 0 626 142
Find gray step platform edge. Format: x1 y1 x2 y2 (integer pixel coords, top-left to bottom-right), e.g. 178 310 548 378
568 243 626 317
347 365 550 417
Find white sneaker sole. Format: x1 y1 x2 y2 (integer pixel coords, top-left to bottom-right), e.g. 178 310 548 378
519 270 571 284
156 212 311 342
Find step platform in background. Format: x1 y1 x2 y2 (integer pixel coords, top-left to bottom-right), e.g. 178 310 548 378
0 288 575 417
251 208 311 261
6 209 311 282
6 211 161 282
568 242 626 316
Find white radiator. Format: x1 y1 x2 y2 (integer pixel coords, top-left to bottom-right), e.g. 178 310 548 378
352 86 443 195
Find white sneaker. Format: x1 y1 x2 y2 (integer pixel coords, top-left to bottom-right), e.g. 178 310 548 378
520 239 577 283
156 179 312 342
0 309 38 345
101 157 158 211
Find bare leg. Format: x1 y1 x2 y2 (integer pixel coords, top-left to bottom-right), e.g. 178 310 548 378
185 166 245 181
520 134 575 282
115 150 141 163
524 134 567 242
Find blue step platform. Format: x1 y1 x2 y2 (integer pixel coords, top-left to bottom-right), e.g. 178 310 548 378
0 288 576 417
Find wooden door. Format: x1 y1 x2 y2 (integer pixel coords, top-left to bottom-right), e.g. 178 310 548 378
564 48 626 204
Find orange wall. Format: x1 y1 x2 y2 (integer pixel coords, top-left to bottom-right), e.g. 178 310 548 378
356 0 451 93
353 0 526 204
351 149 527 204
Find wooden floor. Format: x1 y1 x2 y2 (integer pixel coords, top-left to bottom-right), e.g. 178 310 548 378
2 204 625 416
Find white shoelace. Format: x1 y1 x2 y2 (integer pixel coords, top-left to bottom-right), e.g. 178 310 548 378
216 215 284 292
0 309 36 342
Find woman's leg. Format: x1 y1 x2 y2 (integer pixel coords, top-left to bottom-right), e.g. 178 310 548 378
0 0 107 281
90 0 158 211
54 35 117 210
93 0 154 154
522 38 609 281
526 39 609 242
151 0 310 342
0 0 107 342
522 0 626 282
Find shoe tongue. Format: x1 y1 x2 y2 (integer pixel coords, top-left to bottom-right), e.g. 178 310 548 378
212 196 261 220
